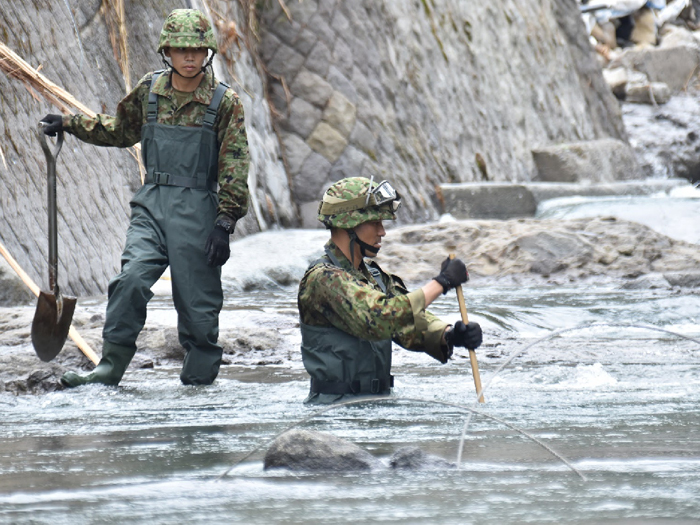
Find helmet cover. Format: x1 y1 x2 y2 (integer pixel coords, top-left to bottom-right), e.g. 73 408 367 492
157 9 218 53
318 177 400 229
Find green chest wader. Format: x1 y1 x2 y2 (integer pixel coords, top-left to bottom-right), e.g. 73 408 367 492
102 71 230 386
300 248 394 404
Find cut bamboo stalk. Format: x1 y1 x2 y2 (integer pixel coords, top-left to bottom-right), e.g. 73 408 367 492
0 40 144 180
0 239 99 365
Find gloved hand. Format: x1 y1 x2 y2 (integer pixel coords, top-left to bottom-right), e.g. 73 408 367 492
41 114 63 137
205 225 230 267
433 257 469 294
445 321 482 350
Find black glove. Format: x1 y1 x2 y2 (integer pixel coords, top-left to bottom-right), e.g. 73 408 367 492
445 321 482 350
205 225 231 267
41 114 63 137
433 257 469 294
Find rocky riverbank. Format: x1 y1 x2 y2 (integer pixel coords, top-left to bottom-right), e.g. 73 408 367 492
2 215 699 395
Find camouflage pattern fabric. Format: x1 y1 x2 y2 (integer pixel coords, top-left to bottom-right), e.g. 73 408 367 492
157 9 218 52
63 70 249 224
318 177 397 229
298 240 449 356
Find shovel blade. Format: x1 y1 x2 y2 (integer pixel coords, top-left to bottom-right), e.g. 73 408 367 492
31 291 77 362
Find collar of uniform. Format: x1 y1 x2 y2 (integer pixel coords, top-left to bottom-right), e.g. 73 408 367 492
325 239 371 281
151 69 217 105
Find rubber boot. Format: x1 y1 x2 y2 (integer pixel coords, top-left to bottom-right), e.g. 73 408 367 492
60 341 137 388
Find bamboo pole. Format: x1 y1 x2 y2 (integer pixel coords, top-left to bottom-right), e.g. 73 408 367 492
0 40 143 178
0 240 99 365
450 253 484 403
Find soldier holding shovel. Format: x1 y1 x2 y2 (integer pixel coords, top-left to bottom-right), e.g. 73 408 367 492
41 9 249 387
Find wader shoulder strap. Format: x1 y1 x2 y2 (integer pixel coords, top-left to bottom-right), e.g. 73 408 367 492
323 246 342 268
203 82 229 130
146 70 165 123
146 73 227 128
320 247 387 293
367 264 387 294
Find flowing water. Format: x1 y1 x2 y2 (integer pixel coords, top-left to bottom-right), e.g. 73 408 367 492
1 192 700 524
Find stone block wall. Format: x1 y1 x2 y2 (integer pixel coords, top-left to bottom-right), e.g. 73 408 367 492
259 0 627 226
0 0 294 296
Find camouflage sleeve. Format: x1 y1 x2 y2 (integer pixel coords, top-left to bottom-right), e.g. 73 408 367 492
299 264 416 341
385 273 450 354
215 90 250 223
62 74 151 147
299 265 448 354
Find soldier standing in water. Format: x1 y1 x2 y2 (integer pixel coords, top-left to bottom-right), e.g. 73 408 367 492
298 177 483 404
41 9 250 387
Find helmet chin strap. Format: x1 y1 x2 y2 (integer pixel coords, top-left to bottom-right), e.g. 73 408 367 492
159 51 215 78
347 229 379 265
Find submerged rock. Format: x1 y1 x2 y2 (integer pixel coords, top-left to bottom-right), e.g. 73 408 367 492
389 447 456 470
620 272 673 290
264 429 382 472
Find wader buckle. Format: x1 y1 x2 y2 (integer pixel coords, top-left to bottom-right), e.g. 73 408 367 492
370 378 380 394
152 172 172 185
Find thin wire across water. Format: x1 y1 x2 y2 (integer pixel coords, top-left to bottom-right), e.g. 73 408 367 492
221 322 700 482
455 323 700 466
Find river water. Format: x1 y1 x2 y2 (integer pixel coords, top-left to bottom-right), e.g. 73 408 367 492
1 192 700 524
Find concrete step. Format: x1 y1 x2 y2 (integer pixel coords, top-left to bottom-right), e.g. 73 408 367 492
439 179 692 219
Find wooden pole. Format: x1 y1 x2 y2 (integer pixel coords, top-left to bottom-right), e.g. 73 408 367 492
450 253 484 403
0 240 99 365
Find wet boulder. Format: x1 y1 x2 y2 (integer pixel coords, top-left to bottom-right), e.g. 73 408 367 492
609 44 700 92
511 231 594 276
0 356 65 395
620 273 673 290
625 82 672 105
658 25 700 50
663 271 700 288
263 429 382 472
389 447 456 470
532 139 642 183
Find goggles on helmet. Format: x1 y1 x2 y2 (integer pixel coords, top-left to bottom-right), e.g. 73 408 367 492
366 179 398 208
363 177 401 212
319 178 402 216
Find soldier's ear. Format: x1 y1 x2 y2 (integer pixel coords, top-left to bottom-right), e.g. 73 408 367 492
163 47 172 58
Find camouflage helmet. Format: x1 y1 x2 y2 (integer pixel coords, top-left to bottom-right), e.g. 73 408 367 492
157 9 218 53
318 177 402 230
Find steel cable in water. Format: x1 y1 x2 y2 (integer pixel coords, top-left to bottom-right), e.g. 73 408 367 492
455 322 700 466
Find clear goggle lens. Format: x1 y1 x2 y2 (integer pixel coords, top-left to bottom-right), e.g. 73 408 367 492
365 177 401 211
372 180 397 206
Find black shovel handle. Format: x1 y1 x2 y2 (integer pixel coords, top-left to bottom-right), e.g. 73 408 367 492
37 122 64 296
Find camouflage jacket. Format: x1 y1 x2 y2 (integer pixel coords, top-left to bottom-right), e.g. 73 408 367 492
298 240 450 359
63 70 249 223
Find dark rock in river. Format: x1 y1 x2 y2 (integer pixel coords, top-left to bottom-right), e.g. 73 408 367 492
264 429 382 472
389 447 456 470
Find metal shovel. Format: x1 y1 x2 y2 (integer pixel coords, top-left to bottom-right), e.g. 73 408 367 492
31 123 77 362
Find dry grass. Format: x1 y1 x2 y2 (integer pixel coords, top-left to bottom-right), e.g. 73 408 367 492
0 40 144 182
0 41 96 117
101 0 132 92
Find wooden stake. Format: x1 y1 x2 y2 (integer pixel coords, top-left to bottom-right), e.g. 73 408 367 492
450 253 484 403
